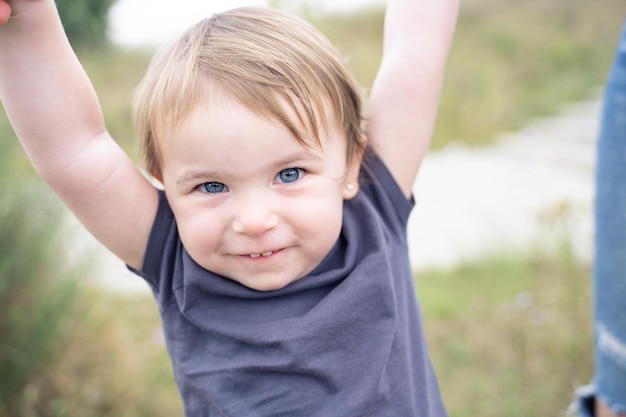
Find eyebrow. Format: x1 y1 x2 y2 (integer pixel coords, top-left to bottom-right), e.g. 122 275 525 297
175 170 222 187
175 148 325 187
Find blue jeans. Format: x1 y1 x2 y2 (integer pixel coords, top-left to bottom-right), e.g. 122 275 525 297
577 20 626 417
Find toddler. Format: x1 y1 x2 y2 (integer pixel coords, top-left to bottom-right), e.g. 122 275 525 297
0 1 458 415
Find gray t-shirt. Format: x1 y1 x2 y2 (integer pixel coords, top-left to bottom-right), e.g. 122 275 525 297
132 150 447 417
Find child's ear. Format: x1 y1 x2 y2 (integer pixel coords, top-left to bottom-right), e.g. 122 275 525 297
342 146 364 200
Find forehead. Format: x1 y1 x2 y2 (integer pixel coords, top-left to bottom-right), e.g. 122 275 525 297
160 102 352 196
161 87 348 174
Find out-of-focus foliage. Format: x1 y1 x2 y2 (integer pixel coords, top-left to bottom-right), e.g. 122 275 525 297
0 136 80 415
309 0 626 148
56 0 116 49
418 242 592 417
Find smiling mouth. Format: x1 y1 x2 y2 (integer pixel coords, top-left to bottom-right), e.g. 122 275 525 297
248 251 274 258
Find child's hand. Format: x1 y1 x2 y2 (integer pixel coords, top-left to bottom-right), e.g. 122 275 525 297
0 1 11 25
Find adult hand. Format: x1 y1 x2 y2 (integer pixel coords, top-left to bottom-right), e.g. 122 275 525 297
0 1 11 25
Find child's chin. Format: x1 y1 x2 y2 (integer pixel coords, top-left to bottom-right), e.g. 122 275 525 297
237 274 300 292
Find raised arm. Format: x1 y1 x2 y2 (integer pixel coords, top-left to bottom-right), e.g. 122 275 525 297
0 0 158 270
365 0 459 197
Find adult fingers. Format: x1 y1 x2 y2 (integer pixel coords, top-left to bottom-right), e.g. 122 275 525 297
0 1 11 26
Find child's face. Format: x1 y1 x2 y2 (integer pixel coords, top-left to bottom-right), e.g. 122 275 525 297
160 88 361 291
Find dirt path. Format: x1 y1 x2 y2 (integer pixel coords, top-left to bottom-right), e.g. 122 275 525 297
408 99 600 270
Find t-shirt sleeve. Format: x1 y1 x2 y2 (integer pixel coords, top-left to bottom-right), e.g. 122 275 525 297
358 148 415 235
127 189 177 297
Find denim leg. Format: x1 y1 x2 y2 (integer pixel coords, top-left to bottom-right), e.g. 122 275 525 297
578 19 626 417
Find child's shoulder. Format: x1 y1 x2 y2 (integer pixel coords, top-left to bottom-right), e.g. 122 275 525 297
354 147 415 230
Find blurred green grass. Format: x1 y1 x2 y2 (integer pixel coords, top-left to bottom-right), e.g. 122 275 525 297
0 141 83 415
418 244 592 417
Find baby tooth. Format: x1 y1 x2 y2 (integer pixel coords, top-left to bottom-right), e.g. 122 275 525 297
249 253 261 258
262 251 273 257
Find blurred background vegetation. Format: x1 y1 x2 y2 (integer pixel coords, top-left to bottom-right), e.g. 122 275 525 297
56 0 117 49
1 0 624 415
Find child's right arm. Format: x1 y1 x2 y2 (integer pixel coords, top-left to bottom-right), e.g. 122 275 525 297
0 0 159 271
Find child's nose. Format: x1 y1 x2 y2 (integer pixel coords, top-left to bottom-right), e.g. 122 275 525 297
231 197 280 236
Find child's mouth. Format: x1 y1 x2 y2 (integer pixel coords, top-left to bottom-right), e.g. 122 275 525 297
248 251 274 258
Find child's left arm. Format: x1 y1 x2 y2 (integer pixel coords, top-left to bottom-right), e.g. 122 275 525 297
364 0 459 198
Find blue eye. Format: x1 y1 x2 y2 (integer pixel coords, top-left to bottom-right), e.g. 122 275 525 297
201 182 228 193
277 168 302 184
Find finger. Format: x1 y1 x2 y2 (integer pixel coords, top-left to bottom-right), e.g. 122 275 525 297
0 1 11 25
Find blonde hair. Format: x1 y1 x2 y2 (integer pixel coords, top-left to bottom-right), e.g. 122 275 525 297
132 7 366 180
